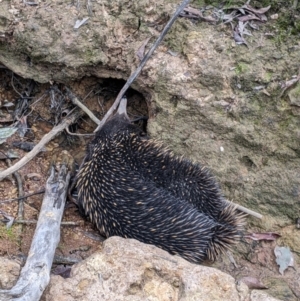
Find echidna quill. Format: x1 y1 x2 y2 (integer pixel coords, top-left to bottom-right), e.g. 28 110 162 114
76 98 245 264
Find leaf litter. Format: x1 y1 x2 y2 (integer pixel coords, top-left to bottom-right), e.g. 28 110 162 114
180 1 271 46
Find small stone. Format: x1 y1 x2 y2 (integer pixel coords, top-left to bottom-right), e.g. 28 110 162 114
270 14 278 20
0 257 21 289
288 84 300 107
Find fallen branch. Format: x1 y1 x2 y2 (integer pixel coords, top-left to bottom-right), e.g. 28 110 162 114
0 161 71 301
94 0 192 132
0 110 82 181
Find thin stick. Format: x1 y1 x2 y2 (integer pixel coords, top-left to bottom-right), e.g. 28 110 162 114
0 190 45 204
6 158 25 245
65 126 94 137
225 199 263 219
6 160 24 219
0 219 83 226
0 110 83 181
94 0 192 132
235 203 263 219
66 87 100 125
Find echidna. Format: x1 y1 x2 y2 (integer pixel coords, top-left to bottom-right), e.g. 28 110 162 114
76 98 245 264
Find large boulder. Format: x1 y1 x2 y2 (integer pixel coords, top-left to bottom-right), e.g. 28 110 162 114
42 236 248 301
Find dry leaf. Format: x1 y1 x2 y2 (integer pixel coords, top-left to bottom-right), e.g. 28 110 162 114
242 4 271 16
136 37 151 61
245 232 281 241
0 127 17 144
274 246 294 275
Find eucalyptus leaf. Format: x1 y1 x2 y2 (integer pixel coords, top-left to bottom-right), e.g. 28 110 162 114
274 246 294 275
0 127 17 144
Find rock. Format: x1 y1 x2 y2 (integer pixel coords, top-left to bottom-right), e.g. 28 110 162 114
251 290 283 301
288 84 300 107
0 257 21 289
263 277 298 301
42 237 248 301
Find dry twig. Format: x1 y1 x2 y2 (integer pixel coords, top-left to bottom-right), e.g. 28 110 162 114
65 87 100 125
5 158 25 242
0 109 83 181
225 200 262 219
0 189 45 204
5 159 24 219
0 219 82 226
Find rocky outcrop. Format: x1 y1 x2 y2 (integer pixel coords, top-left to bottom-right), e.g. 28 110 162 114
42 237 247 301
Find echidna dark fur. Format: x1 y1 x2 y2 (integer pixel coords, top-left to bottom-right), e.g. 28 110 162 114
76 99 245 264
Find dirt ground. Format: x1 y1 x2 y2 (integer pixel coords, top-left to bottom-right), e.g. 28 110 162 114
0 68 147 266
0 68 299 300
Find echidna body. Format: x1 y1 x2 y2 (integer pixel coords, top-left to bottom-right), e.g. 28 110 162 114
76 99 245 264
